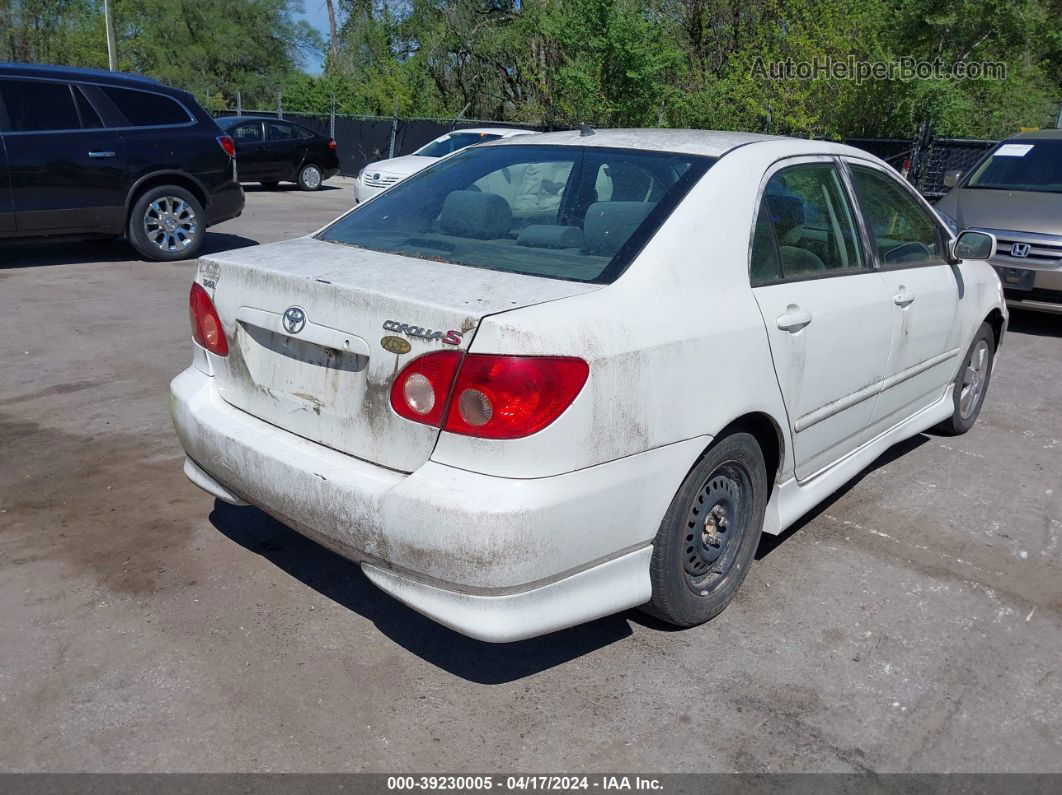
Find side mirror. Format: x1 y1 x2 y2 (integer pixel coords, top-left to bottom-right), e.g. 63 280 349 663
942 169 963 189
951 230 996 262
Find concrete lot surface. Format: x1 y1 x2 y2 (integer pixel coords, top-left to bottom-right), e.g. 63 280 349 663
1 177 1059 772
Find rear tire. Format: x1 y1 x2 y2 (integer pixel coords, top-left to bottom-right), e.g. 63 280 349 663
641 432 768 627
259 181 280 190
935 321 995 436
127 185 204 262
297 163 323 191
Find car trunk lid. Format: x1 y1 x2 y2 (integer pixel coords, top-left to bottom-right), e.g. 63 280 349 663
198 236 599 472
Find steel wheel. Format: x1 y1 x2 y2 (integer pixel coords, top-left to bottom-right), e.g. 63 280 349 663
142 196 199 253
682 462 752 596
959 339 990 420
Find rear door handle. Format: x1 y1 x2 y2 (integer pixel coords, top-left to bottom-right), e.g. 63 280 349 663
893 289 916 308
776 308 813 333
88 151 116 159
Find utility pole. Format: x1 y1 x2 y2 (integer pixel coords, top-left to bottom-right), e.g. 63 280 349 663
325 0 339 72
103 0 118 71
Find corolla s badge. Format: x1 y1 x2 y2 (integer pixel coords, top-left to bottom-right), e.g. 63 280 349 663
283 306 307 334
1010 242 1031 258
383 320 463 346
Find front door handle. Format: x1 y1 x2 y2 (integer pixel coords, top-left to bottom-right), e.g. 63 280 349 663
88 151 116 159
776 308 813 333
893 289 916 308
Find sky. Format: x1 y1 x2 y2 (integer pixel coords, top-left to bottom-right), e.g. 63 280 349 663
296 0 333 74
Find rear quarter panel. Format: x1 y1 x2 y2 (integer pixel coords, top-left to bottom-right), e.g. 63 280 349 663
430 147 795 481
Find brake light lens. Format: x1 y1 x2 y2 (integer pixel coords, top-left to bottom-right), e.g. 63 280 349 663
390 352 588 439
328 139 337 150
188 283 228 356
390 351 462 427
217 135 237 158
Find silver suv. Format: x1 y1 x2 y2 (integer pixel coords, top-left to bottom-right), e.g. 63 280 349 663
935 129 1062 315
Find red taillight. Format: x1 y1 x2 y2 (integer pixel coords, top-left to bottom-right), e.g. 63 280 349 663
188 283 228 357
217 135 237 158
390 352 588 439
389 351 462 426
328 139 337 150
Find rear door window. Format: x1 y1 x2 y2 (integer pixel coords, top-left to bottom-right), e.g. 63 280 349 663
319 144 712 284
0 79 81 132
232 122 264 144
100 86 191 127
749 197 783 284
762 163 865 278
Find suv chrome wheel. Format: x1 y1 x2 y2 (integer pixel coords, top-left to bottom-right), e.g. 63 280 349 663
143 196 198 253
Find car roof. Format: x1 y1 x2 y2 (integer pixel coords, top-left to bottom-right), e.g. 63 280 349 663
1009 129 1062 141
0 62 170 90
218 115 317 130
482 127 864 158
448 127 535 137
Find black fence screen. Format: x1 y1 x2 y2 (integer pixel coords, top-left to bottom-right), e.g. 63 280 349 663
216 110 1010 201
215 110 542 178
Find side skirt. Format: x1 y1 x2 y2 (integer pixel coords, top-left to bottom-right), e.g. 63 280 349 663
762 386 954 536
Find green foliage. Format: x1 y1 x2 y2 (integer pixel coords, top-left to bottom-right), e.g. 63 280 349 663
2 0 1059 137
0 0 321 106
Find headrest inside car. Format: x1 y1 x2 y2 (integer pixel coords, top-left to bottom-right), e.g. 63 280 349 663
439 190 513 239
583 202 654 257
517 225 584 249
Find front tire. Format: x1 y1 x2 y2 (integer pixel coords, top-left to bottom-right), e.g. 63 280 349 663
935 321 995 436
642 432 768 627
127 185 204 262
297 163 323 191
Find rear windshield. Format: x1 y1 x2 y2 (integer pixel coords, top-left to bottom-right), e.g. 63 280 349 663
415 132 504 157
966 140 1062 193
318 144 712 284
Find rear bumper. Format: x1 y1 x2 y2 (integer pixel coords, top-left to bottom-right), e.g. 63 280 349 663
170 366 700 641
206 180 245 227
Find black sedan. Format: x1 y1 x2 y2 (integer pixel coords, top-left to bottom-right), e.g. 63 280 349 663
217 116 340 191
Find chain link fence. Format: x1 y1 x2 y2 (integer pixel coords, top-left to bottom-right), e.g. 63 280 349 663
844 136 999 201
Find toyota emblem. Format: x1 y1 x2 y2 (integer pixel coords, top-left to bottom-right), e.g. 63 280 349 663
283 306 307 334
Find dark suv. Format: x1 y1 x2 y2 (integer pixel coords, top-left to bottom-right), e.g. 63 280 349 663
0 63 244 261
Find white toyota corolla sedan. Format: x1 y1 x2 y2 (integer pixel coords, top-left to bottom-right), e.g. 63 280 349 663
172 129 1007 642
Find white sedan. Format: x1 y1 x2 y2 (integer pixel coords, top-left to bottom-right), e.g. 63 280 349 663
353 127 536 203
172 129 1006 642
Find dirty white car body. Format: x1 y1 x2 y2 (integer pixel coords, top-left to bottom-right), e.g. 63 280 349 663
172 129 1007 642
353 127 536 203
